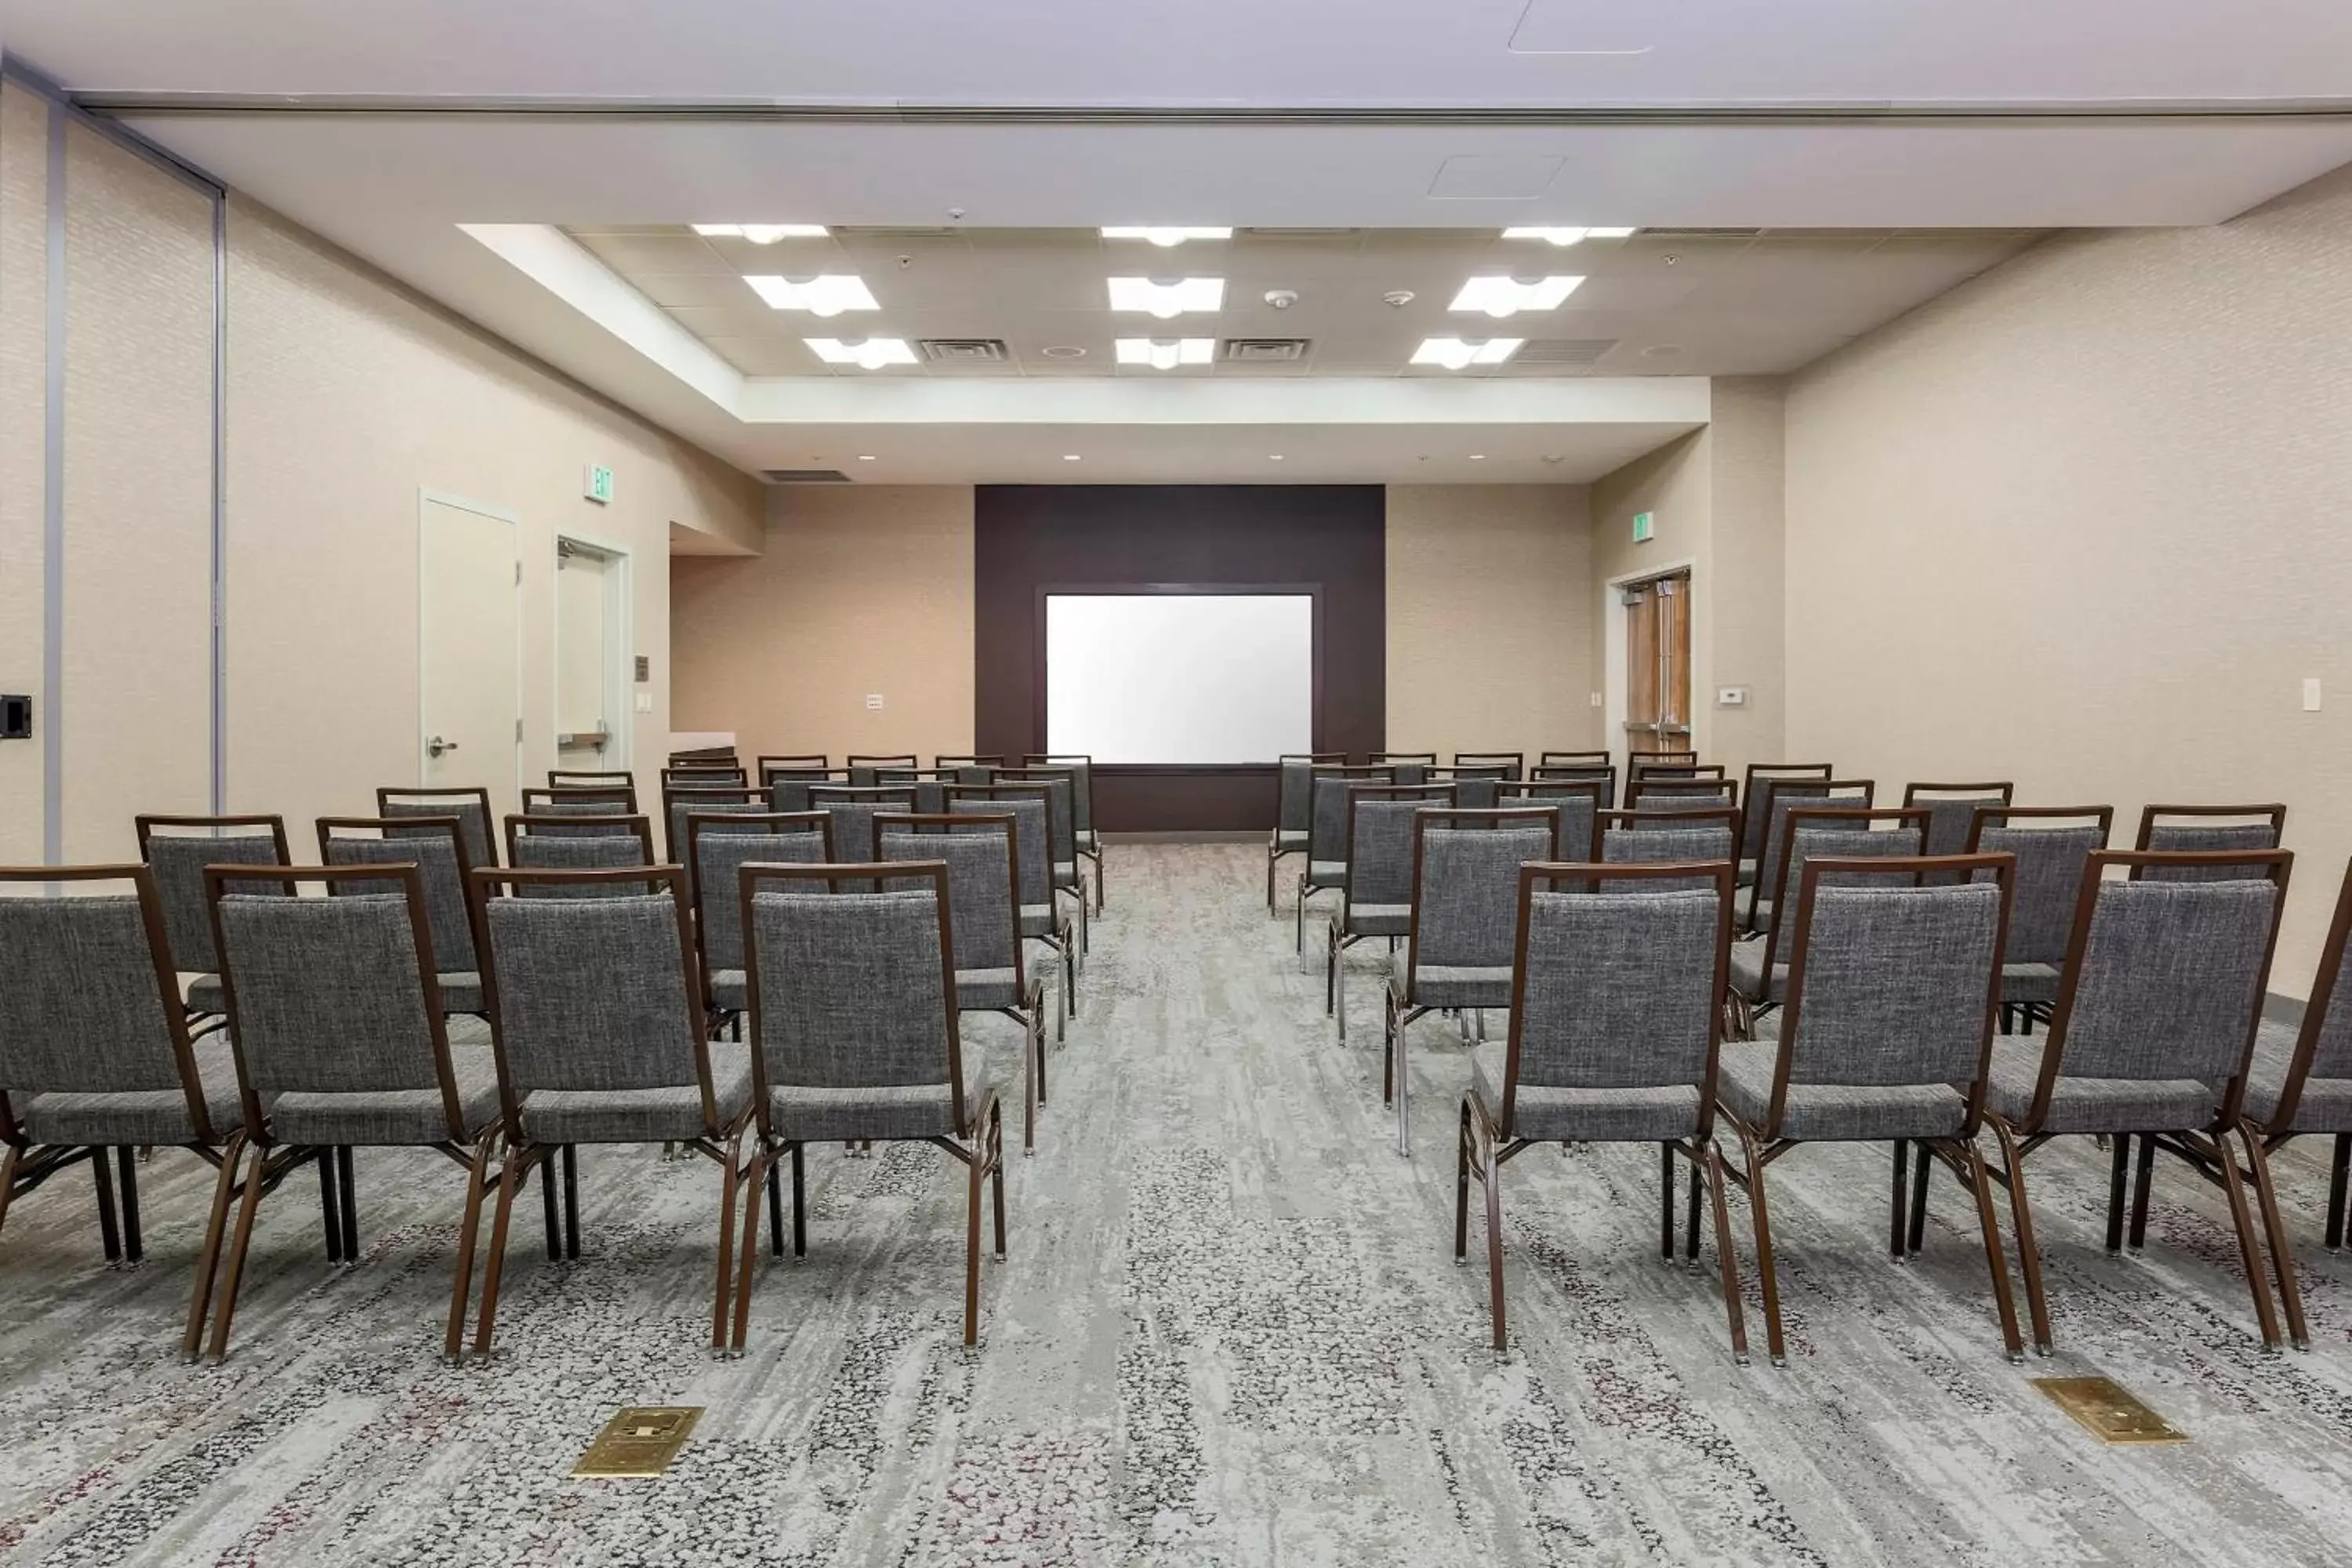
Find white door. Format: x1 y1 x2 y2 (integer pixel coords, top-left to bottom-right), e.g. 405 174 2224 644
419 494 522 817
555 539 618 771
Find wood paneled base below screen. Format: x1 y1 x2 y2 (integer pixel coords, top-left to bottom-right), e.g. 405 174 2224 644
1094 766 1277 833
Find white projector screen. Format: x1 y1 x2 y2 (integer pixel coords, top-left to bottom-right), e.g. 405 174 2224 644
1045 593 1315 764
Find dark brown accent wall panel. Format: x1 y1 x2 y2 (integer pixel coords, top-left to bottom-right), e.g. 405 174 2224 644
974 485 1385 832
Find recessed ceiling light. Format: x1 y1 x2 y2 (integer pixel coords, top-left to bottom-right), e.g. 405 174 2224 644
1449 276 1584 318
805 337 917 370
744 274 880 317
1107 277 1225 319
694 223 830 243
1470 454 1487 461
1411 337 1524 371
1063 454 1082 462
1040 345 1088 359
1114 337 1215 370
1101 227 1234 247
1501 227 1636 246
857 454 877 462
1269 454 1285 461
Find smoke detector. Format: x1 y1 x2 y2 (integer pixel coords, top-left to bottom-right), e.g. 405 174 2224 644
1382 290 1415 308
1263 289 1299 310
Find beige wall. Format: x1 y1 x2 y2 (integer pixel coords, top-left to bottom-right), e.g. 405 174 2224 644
672 486 977 764
1786 169 2352 992
0 85 46 862
1385 485 1598 761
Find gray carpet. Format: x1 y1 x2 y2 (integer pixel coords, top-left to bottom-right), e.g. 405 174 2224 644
2 843 2350 1565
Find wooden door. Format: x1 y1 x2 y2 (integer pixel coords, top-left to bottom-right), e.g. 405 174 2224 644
1622 571 1693 764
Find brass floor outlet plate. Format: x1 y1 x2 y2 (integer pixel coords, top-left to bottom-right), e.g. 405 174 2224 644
572 1406 702 1477
2033 1377 2186 1445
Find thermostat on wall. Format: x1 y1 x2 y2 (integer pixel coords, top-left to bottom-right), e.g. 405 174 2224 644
1716 686 1748 708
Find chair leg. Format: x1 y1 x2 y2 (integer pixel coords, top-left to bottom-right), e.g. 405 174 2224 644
1955 1140 2026 1362
473 1147 527 1357
2330 1133 2352 1251
1481 1119 1507 1356
1382 990 1397 1106
1266 846 1276 913
766 1161 785 1255
2104 1132 2132 1253
1907 1142 1931 1254
963 1141 985 1348
1325 919 1337 1018
1025 1012 1042 1155
732 1142 769 1353
711 1129 742 1354
1702 1140 1751 1365
2127 1132 2156 1251
2210 1129 2284 1353
445 1133 496 1360
1454 1102 1473 1260
206 1142 271 1361
1685 1155 1704 1261
1890 1139 1910 1261
2239 1123 2309 1352
0 1144 19 1241
93 1147 122 1264
183 1134 244 1361
792 1143 808 1257
1987 1117 2052 1356
116 1147 144 1264
991 1103 1008 1258
1659 1142 1676 1260
1295 876 1309 954
540 1146 561 1261
313 1146 340 1265
336 1145 358 1265
1737 1125 1786 1367
1337 932 1350 1041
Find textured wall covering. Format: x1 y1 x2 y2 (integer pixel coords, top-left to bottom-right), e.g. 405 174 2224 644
1787 169 2352 990
1590 429 1713 754
1385 485 1597 763
0 85 46 863
672 485 976 765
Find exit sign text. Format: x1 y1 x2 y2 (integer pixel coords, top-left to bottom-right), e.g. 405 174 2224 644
584 464 615 505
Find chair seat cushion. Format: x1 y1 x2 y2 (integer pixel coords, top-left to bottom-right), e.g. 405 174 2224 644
1342 903 1411 938
1387 947 1512 1008
1305 862 1348 889
767 1053 991 1142
2000 961 2060 1005
709 967 747 1011
268 1044 503 1146
519 1044 754 1145
1982 1039 2216 1134
956 967 1028 1012
2242 1025 2352 1131
20 1035 246 1148
185 973 224 1014
1727 941 1788 1003
1470 1042 1700 1142
1272 830 1308 850
437 971 484 1014
1716 1038 1966 1142
1018 905 1063 941
1748 898 1775 931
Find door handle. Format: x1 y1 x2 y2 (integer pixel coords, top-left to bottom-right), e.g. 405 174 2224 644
428 735 459 758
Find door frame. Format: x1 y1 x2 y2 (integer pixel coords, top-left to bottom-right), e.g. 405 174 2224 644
1602 555 1701 768
552 529 634 773
416 488 524 795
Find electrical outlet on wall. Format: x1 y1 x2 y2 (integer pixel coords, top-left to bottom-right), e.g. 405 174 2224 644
1588 691 1603 708
634 691 654 714
866 694 885 711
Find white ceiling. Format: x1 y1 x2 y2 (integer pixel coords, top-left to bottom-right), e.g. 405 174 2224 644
14 0 2352 488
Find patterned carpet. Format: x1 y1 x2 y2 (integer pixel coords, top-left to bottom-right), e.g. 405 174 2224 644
3 843 2351 1565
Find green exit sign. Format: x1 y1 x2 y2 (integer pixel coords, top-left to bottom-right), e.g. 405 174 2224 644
1632 510 1654 543
584 464 615 505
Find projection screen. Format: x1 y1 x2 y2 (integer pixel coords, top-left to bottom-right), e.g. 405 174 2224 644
1044 592 1315 764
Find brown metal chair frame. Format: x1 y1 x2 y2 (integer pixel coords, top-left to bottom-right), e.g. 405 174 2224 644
947 782 1079 1033
376 788 497 869
1265 752 1346 913
1327 784 1460 1040
1733 804 1927 1036
1962 804 2116 1034
2247 858 2352 1266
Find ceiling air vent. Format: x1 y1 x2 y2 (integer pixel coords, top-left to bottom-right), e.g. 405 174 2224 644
1514 339 1618 366
919 338 1010 363
1221 338 1312 362
760 469 853 485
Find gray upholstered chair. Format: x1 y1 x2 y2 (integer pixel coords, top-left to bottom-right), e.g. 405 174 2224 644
933 754 1004 782
1298 764 1399 953
1628 753 1705 783
689 812 833 1025
1267 753 1345 913
1529 763 1618 808
1497 781 1605 858
1904 782 2016 863
1982 848 2294 1356
504 813 660 895
2134 804 2288 879
1386 808 1562 1156
1327 784 1458 1040
663 784 768 864
845 754 919 788
379 787 498 873
757 754 830 784
1425 767 1508 810
1744 778 1874 933
1599 808 1740 891
2243 857 2352 1279
999 766 1091 956
136 814 293 1021
808 786 920 893
662 764 748 789
1452 752 1525 782
878 812 1047 1154
198 862 503 1363
1460 859 1744 1359
1962 805 2114 1031
1715 852 2024 1365
1737 764 1835 881
766 768 854 814
1372 752 1436 786
550 769 635 790
318 815 485 1016
729 861 1004 1350
1730 805 1927 1031
1026 755 1104 910
870 766 958 815
949 784 1076 1034
1539 750 1611 768
1626 776 1739 817
467 863 754 1357
522 784 638 819
0 865 244 1352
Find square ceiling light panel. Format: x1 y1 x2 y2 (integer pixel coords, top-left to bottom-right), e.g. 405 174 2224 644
693 223 830 242
1410 337 1524 370
1101 227 1234 246
805 337 917 369
745 274 880 316
1107 277 1227 318
1116 338 1217 369
1450 275 1586 317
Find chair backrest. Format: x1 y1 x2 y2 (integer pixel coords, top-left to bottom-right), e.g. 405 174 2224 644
765 768 854 812
808 786 920 886
845 754 919 787
550 769 634 789
1529 763 1617 807
691 813 833 975
2029 850 2290 1115
663 784 768 863
378 786 497 870
1497 782 1604 858
1738 764 1835 860
1964 806 2114 966
1452 752 1525 781
1628 752 1701 781
1756 806 1927 965
1501 860 1734 1138
1275 756 1326 835
1372 752 1435 786
2133 804 2288 880
520 786 641 829
1308 766 1399 863
1766 856 2012 1131
0 866 217 1138
741 862 965 1122
1342 786 1459 916
208 864 460 1135
1540 750 1611 768
670 747 738 767
1903 782 2017 862
997 768 1079 866
318 815 478 975
473 866 711 1123
1599 809 1739 891
1024 756 1096 837
1408 808 1562 975
136 815 294 977
503 814 659 895
1627 776 1739 815
947 785 1053 910
662 764 746 789
1423 768 1506 810
2264 857 2352 1128
1750 779 1875 923
878 812 1022 981
757 754 830 783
